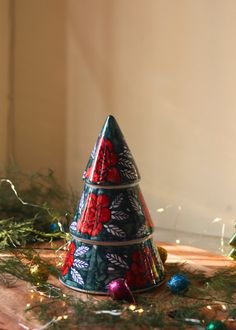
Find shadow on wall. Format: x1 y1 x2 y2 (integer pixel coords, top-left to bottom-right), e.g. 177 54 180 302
66 0 116 189
3 0 236 242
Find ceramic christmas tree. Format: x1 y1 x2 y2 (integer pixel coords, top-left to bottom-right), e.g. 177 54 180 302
228 223 236 260
61 115 165 293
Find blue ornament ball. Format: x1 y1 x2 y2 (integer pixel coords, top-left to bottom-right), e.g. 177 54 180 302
49 223 60 232
167 274 190 294
205 320 227 330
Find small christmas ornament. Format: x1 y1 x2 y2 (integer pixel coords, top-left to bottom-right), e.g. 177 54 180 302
30 263 49 282
108 278 135 303
157 246 168 264
49 222 60 232
228 224 236 260
167 274 190 294
205 320 227 330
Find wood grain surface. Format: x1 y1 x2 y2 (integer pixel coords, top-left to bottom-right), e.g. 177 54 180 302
0 241 233 330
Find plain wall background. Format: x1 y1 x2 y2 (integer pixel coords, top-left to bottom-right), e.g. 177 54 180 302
0 0 10 166
2 0 236 238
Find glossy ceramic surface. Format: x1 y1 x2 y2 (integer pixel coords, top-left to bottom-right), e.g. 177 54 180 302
61 238 165 293
83 116 140 186
70 184 154 241
61 115 164 293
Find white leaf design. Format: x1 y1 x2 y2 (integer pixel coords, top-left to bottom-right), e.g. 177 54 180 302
104 224 126 238
71 268 84 285
73 259 89 269
91 139 99 159
120 169 137 180
118 158 134 169
110 193 123 209
70 221 77 231
74 246 89 257
119 146 133 159
111 210 129 221
78 192 85 214
128 193 143 214
136 224 147 237
106 253 128 269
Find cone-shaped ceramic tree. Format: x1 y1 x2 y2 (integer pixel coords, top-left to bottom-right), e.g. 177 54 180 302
61 116 165 293
228 224 236 260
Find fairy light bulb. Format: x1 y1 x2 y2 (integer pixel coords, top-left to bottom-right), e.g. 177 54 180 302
136 308 144 314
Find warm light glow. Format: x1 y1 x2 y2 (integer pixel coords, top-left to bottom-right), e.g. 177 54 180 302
136 308 144 314
30 264 39 274
222 304 227 310
212 217 222 223
57 316 63 321
63 315 68 320
206 305 212 310
176 239 180 244
157 208 164 213
129 305 136 311
26 303 31 308
219 223 226 253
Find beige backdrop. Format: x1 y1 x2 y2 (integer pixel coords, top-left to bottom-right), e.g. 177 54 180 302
0 0 10 167
1 0 236 238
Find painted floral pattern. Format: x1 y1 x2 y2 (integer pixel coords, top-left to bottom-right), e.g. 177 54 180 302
61 242 76 276
77 193 111 236
84 138 121 184
125 247 155 289
61 117 164 293
138 191 154 228
72 186 154 240
61 239 164 293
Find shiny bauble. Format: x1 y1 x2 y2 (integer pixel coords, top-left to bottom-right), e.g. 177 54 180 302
30 263 49 282
157 246 168 264
108 278 135 303
205 320 227 330
167 274 190 294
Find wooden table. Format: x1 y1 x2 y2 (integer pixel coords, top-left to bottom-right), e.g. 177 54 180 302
0 242 233 330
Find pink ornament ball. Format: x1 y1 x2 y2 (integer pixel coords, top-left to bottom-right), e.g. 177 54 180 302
107 278 135 303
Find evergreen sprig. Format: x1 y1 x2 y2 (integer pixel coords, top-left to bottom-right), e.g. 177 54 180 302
0 167 236 328
0 167 77 248
0 250 236 330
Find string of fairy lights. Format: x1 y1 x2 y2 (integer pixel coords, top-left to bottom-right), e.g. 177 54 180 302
156 205 231 254
0 177 236 329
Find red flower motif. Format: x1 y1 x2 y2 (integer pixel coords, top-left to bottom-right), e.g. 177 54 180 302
138 191 154 228
61 242 76 276
77 193 111 236
125 247 156 289
84 138 121 183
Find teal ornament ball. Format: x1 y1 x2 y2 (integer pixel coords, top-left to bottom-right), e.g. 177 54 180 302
49 223 60 232
167 274 190 294
205 320 227 330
